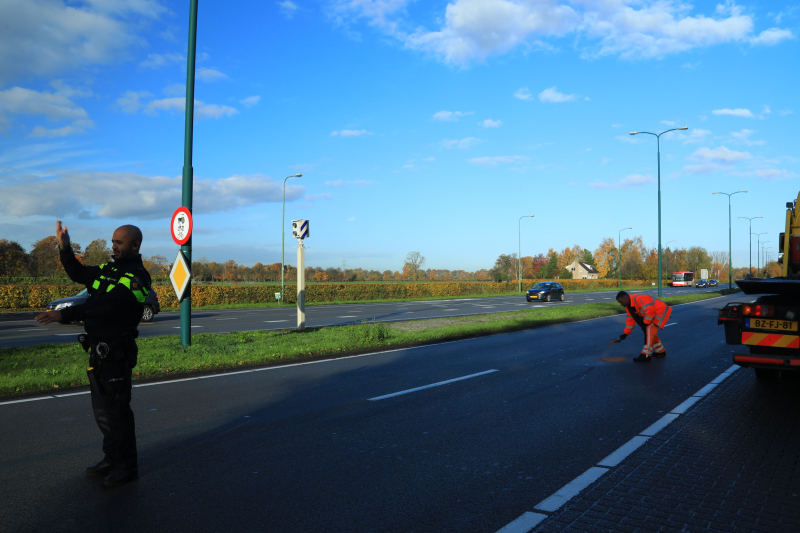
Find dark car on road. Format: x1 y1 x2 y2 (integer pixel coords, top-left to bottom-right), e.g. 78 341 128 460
696 279 709 288
708 279 718 287
526 282 565 302
46 288 161 323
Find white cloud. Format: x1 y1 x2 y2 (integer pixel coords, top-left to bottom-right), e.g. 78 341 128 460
423 157 435 161
480 118 502 128
467 155 527 166
538 86 577 103
140 52 184 69
514 88 533 101
712 108 754 118
0 87 89 122
0 0 168 81
730 129 765 146
27 125 87 138
278 0 299 18
0 86 93 135
163 84 186 96
778 109 794 116
326 180 343 187
330 129 373 136
0 171 305 220
754 168 795 180
333 0 787 65
240 95 261 107
691 145 752 163
749 28 794 46
682 128 711 144
588 174 654 189
197 68 228 82
432 110 473 121
116 90 153 113
683 163 725 174
144 97 238 119
440 137 481 149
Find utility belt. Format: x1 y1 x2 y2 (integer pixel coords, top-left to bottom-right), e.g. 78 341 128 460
78 332 137 402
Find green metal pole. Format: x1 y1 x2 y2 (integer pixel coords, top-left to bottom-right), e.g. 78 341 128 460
180 0 198 348
728 196 732 289
518 218 522 293
657 136 662 298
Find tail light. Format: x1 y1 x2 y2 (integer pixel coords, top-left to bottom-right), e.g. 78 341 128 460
742 304 775 317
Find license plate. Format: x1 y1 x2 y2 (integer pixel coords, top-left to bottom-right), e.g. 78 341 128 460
746 318 798 332
530 295 538 299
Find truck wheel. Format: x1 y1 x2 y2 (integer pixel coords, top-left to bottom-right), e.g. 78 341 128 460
142 305 154 322
754 368 780 380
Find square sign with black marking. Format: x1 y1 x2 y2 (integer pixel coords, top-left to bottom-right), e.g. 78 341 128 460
292 219 309 239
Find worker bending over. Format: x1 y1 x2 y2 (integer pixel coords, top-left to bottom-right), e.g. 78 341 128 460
608 291 672 363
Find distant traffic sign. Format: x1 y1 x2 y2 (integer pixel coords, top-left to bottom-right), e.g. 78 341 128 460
171 207 193 245
169 250 192 302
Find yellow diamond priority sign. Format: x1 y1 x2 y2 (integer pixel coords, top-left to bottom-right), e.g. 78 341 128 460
169 250 192 302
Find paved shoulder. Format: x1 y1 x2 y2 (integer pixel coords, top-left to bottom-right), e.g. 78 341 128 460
531 367 800 533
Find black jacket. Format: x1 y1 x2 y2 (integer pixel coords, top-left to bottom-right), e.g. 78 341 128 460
59 247 152 341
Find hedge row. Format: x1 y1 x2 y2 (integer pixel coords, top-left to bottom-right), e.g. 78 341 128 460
0 279 649 309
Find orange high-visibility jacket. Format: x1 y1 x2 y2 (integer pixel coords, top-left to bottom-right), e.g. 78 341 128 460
623 294 672 335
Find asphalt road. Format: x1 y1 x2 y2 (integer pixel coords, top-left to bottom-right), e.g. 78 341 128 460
0 285 725 349
0 292 744 533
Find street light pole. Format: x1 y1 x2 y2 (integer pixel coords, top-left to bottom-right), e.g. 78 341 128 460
281 174 302 304
518 215 534 293
712 191 747 289
758 241 771 278
665 240 677 285
738 216 763 277
753 233 767 279
630 127 688 298
618 227 632 289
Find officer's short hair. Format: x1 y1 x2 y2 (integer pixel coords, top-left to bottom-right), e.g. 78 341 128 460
616 291 629 300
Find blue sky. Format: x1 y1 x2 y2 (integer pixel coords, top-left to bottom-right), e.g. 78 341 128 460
1 0 797 272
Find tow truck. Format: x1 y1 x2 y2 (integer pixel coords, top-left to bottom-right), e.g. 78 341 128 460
718 192 800 379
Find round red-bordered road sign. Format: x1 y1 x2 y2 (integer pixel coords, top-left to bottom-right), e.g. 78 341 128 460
171 207 193 246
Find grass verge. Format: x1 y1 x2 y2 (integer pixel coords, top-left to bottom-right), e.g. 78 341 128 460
0 290 735 399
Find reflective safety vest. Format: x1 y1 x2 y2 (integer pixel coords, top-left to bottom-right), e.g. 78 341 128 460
90 263 150 304
623 294 672 335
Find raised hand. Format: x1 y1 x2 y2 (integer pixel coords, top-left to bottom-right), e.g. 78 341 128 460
56 220 71 250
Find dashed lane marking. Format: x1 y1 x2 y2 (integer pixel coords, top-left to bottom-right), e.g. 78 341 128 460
368 369 498 401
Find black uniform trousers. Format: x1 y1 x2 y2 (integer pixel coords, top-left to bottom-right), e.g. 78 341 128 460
91 356 137 470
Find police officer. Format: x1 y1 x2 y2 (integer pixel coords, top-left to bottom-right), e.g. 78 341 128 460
35 221 151 488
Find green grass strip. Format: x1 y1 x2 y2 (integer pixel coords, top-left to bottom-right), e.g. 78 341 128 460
0 290 735 398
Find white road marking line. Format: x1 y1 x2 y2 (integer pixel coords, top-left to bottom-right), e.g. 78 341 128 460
338 316 359 318
495 512 548 533
496 365 743 533
55 333 78 336
172 326 204 329
665 323 678 327
597 436 649 468
17 329 41 332
216 318 238 321
534 466 609 513
0 396 54 405
264 320 287 323
368 369 498 401
640 413 680 437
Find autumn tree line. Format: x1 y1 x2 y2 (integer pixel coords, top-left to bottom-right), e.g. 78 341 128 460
0 235 780 283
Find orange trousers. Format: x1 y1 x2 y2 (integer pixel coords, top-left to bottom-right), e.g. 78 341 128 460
642 324 666 356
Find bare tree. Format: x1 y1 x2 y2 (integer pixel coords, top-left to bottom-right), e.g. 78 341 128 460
404 251 426 279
